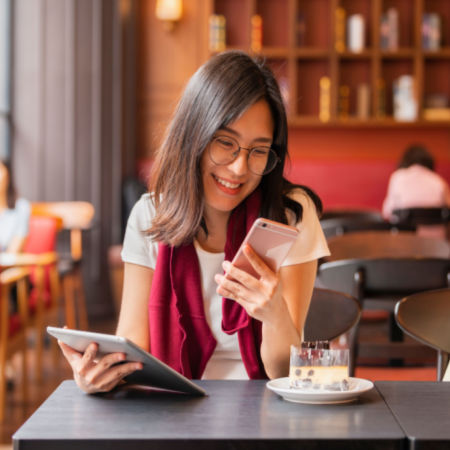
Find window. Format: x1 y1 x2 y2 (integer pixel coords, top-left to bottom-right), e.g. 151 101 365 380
0 0 11 160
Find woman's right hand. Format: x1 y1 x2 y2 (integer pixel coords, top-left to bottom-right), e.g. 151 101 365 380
58 340 143 394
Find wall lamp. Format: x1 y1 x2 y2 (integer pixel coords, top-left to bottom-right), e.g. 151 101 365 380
155 0 183 31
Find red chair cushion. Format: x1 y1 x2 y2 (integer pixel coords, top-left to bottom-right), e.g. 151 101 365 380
23 215 59 309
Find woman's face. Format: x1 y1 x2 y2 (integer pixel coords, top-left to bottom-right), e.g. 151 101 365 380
200 99 274 218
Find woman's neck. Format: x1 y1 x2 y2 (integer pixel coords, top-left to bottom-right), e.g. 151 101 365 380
196 207 230 253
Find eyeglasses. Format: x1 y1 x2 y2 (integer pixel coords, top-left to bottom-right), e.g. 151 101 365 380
208 135 280 176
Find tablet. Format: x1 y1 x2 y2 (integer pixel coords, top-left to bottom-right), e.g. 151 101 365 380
47 326 206 396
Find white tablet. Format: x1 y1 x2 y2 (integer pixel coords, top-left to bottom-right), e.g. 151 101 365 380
47 326 206 396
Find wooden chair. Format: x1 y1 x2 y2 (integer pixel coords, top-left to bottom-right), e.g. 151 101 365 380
304 287 361 375
318 257 450 372
23 215 62 381
395 288 450 381
0 267 30 422
304 287 361 341
31 202 95 329
108 245 124 317
324 230 450 262
391 207 450 240
319 209 412 239
391 207 450 227
321 209 384 222
321 218 403 239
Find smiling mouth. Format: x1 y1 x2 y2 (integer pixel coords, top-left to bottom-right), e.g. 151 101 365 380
213 174 242 190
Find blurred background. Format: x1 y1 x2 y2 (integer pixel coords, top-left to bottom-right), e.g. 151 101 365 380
2 0 449 322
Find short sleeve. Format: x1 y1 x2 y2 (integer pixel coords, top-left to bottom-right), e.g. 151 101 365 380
121 194 159 269
282 189 330 266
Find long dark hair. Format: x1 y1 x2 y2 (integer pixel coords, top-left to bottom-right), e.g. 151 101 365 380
1 160 17 209
149 51 322 246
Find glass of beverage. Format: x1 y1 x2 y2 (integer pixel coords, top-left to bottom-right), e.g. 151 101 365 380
289 342 349 391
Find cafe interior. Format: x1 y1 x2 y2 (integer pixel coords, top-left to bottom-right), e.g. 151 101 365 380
1 0 450 448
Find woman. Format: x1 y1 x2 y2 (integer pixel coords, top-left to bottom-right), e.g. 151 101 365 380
59 51 330 393
0 159 30 253
382 145 450 238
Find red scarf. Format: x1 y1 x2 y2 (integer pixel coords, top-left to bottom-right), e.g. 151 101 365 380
148 190 267 379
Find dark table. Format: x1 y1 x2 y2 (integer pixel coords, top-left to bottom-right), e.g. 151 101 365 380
376 381 450 450
13 380 404 450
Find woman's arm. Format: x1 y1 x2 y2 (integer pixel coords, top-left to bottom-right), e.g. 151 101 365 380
116 262 154 350
216 245 317 379
260 259 317 378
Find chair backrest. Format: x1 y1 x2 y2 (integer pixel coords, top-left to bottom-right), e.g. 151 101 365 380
325 231 450 262
31 202 95 260
321 218 404 239
321 209 384 222
319 258 450 300
304 287 361 341
395 288 450 381
23 215 60 254
31 202 94 230
392 207 450 226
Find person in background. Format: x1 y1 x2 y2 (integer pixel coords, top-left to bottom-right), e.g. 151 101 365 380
382 145 450 239
0 158 31 387
0 159 30 253
59 50 330 393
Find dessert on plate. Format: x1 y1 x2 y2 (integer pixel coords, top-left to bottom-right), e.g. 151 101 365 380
289 341 350 391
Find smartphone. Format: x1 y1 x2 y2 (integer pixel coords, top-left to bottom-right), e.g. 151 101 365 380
227 218 299 279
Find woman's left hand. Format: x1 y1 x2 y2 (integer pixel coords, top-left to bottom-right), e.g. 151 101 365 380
214 244 286 324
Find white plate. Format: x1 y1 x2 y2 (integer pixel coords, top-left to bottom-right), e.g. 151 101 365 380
266 377 374 404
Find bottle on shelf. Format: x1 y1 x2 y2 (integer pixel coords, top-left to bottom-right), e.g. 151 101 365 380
356 83 370 120
335 7 346 53
319 76 331 123
380 8 399 51
347 14 365 53
422 13 441 51
209 14 226 53
393 75 418 122
251 14 262 53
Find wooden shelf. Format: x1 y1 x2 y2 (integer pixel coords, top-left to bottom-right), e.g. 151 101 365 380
294 48 330 59
289 116 450 129
209 0 450 128
338 50 374 59
380 49 415 59
423 48 450 59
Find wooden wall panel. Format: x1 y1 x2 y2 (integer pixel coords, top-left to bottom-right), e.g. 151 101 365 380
136 0 210 160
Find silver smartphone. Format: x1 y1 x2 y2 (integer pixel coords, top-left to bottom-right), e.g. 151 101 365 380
228 218 299 279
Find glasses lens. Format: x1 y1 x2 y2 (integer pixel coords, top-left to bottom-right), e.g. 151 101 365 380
209 136 279 175
249 148 278 175
209 136 238 165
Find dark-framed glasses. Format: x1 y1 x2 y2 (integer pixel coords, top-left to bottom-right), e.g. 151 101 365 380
208 135 280 176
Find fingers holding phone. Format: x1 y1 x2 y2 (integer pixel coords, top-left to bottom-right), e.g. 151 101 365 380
215 254 283 324
215 218 298 322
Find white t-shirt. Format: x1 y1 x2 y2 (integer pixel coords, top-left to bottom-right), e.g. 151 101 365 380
121 189 330 379
0 198 31 252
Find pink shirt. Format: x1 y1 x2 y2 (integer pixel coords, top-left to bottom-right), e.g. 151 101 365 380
382 164 450 238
